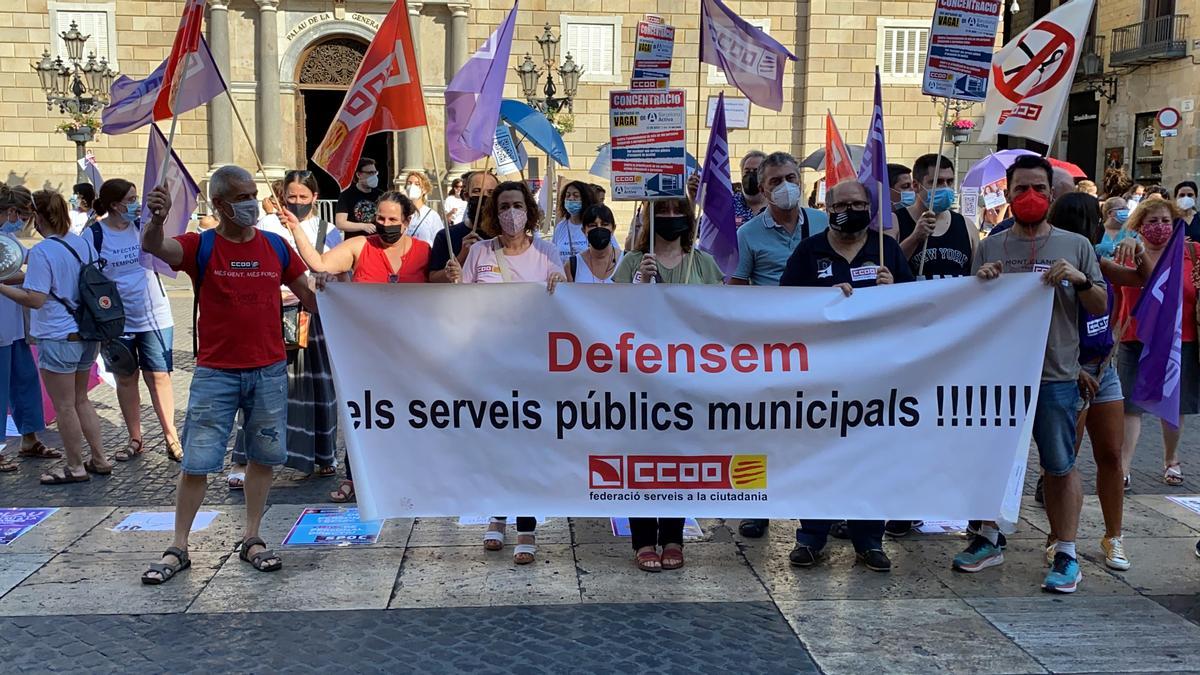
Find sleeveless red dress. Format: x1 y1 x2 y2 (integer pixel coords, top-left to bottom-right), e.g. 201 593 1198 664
352 235 430 283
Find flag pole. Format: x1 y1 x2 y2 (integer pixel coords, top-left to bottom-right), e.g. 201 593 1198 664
417 104 457 266
918 99 951 277
878 177 885 265
155 50 192 183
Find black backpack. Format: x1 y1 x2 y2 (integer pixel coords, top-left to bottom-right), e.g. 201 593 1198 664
47 236 125 341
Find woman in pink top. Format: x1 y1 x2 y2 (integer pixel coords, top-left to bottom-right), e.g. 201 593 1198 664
458 181 564 565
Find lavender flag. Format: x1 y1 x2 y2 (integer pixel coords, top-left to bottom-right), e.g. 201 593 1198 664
102 38 226 136
857 68 893 230
445 2 519 164
141 123 199 278
1131 222 1186 427
700 0 796 112
697 93 738 277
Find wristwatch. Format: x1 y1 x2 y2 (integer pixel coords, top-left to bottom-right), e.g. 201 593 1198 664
1072 278 1094 292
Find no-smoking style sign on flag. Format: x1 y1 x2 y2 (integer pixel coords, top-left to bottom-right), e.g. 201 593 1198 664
978 0 1095 146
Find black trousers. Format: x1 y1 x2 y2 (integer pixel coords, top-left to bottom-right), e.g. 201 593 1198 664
630 517 684 550
493 517 537 532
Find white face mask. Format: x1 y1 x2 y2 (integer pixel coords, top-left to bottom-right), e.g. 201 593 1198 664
405 184 424 201
1179 196 1196 212
362 174 379 189
770 182 801 211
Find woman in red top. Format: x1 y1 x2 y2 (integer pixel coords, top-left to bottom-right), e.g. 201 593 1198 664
1112 200 1199 486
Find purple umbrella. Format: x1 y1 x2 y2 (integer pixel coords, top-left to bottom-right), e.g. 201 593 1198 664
961 149 1037 192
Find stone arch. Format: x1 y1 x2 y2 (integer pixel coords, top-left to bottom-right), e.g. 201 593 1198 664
297 37 368 89
279 20 377 89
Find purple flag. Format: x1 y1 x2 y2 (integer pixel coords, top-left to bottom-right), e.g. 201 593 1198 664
857 68 893 230
1131 222 1186 427
445 2 518 164
102 37 226 136
141 123 199 279
700 0 796 112
698 93 738 277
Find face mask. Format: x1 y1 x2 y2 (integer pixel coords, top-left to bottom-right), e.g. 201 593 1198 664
896 190 916 209
587 227 613 250
466 196 483 225
377 224 403 244
1141 222 1174 247
125 202 141 221
1113 208 1130 224
1127 196 1142 208
770 182 801 211
1179 196 1196 212
225 199 259 228
1010 189 1051 226
69 195 78 208
742 172 760 197
498 207 528 235
361 174 379 189
829 209 871 234
406 185 424 201
286 202 313 220
655 215 691 241
564 199 582 216
928 187 955 214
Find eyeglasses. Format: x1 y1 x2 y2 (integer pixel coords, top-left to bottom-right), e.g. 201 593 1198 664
828 200 870 213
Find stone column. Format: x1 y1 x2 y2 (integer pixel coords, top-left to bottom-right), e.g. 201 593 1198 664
401 2 425 176
255 0 284 175
206 1 233 172
446 3 471 181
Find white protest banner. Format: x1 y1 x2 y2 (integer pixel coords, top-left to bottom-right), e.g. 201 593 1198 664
492 124 525 176
631 15 675 90
707 96 750 129
609 90 687 200
978 0 1095 145
922 0 1002 101
320 276 1050 523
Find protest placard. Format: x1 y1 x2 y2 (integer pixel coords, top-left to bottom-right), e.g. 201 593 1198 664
707 96 750 129
0 508 58 545
283 507 383 547
112 511 219 532
609 90 687 200
492 124 525 176
631 15 675 91
922 0 1002 101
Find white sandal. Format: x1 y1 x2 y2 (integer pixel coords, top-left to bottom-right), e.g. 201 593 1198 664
483 517 506 551
513 534 537 565
226 472 245 490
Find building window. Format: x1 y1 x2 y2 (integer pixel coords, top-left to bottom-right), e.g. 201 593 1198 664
876 19 928 84
560 16 623 84
707 18 771 85
49 2 118 69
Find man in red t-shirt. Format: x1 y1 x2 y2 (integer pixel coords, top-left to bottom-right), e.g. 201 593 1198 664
138 165 315 585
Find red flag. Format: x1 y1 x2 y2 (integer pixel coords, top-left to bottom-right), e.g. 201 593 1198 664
824 112 857 187
152 0 207 120
313 0 428 188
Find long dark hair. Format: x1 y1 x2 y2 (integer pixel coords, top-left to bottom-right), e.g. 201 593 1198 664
376 191 416 221
1049 192 1102 244
283 170 320 198
94 178 136 217
557 180 596 221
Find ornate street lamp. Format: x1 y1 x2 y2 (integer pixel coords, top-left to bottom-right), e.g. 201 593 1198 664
31 21 118 183
514 23 583 115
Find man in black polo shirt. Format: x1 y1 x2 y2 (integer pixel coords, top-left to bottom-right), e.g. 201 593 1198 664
779 178 913 572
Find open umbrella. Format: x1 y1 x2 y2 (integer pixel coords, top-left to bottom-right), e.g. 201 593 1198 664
1047 158 1087 180
961 149 1036 192
799 145 866 171
588 143 702 181
499 99 569 168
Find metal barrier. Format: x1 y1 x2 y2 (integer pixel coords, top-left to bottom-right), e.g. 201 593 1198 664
316 199 337 224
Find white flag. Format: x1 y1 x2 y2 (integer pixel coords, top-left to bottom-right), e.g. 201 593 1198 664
978 0 1096 146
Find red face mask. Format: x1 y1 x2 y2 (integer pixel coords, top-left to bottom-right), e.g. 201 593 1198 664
1011 189 1051 225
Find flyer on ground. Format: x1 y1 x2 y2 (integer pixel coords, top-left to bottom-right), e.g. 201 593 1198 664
631 15 675 91
921 0 1002 101
0 508 58 545
283 507 384 547
609 89 687 201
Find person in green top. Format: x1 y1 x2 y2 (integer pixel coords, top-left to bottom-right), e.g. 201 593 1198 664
613 197 723 285
613 197 721 572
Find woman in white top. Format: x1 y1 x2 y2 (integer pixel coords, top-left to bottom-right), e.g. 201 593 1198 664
443 177 467 226
0 189 111 484
90 179 180 464
551 180 596 265
565 204 622 284
401 171 445 245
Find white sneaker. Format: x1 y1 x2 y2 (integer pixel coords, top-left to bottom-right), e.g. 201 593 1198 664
1102 536 1131 571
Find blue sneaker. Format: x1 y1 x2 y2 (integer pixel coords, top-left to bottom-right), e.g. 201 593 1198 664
952 535 1005 573
1043 552 1082 593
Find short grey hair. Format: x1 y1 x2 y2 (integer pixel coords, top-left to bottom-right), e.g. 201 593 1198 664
739 150 767 171
757 151 798 182
1051 167 1076 200
209 165 254 201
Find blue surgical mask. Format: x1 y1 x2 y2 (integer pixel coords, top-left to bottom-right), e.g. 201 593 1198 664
897 190 916 209
929 187 956 214
125 201 141 221
69 195 79 208
564 199 582 216
1114 208 1130 224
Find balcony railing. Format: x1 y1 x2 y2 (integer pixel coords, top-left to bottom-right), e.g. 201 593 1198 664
1110 15 1189 66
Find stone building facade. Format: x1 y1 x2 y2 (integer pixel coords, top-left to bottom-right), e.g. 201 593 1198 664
2 0 1002 212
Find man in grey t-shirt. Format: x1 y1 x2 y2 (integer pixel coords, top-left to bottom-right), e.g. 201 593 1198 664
953 155 1107 595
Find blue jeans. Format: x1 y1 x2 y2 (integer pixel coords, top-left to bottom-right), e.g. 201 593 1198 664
0 339 45 435
180 361 287 475
116 327 174 373
1033 380 1081 477
796 520 885 553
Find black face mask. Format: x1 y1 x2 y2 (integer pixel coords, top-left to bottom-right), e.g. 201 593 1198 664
378 224 403 244
285 202 313 220
742 172 760 197
587 227 613 250
655 215 691 242
466 196 484 225
830 209 871 234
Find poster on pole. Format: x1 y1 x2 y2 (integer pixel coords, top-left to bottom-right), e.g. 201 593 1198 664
631 15 675 91
921 0 1002 101
492 124 525 176
707 96 750 129
609 90 687 201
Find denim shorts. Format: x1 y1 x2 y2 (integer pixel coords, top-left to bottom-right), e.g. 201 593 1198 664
1033 380 1082 477
1080 361 1123 405
36 338 100 374
180 361 288 475
116 327 174 373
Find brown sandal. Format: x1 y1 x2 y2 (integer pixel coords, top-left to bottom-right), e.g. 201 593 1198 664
635 549 662 572
660 545 684 571
0 456 18 473
114 439 144 462
166 439 183 462
19 441 62 459
40 467 90 485
313 465 337 478
83 459 112 476
330 480 355 503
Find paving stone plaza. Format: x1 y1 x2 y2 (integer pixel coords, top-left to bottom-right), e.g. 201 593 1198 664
5 292 1200 673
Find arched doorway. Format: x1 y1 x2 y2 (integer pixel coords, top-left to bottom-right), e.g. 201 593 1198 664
296 36 392 200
